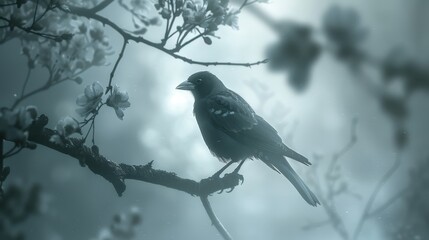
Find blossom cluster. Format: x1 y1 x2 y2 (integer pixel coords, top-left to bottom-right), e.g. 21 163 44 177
0 106 38 144
50 82 130 145
1 1 113 84
154 0 239 34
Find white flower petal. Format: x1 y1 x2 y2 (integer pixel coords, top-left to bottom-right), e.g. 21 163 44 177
114 108 124 120
76 94 88 106
49 134 64 146
76 107 93 118
117 101 131 108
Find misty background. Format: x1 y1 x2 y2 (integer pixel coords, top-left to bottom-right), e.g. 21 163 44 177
1 0 429 240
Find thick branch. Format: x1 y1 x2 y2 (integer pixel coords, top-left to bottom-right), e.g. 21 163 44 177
27 115 242 197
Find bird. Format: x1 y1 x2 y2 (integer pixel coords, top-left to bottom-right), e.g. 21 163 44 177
176 71 320 206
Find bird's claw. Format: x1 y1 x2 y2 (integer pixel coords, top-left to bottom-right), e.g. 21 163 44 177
236 173 244 185
225 171 244 184
201 171 244 195
226 186 236 193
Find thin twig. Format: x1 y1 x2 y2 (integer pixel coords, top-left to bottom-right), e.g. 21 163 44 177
0 139 3 195
0 139 3 173
307 119 359 240
352 154 402 240
238 0 249 11
20 68 32 98
302 219 331 231
89 0 114 13
59 5 267 67
200 195 233 240
0 16 60 41
176 29 208 51
3 144 17 157
32 0 40 25
3 147 24 159
106 40 127 93
0 2 16 7
366 187 409 218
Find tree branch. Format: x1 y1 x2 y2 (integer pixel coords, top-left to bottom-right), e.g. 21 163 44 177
106 39 127 93
26 115 242 197
200 195 233 240
60 5 267 68
89 0 114 13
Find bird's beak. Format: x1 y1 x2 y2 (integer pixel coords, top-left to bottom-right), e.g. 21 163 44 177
176 81 195 91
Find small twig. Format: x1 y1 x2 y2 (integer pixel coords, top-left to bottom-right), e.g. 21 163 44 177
177 25 195 47
61 5 267 67
106 40 127 94
176 29 209 51
89 0 114 13
302 219 331 231
306 119 358 240
0 16 60 41
92 118 96 145
3 147 24 159
11 69 55 109
200 195 233 240
32 0 40 25
0 139 3 196
366 187 409 218
0 2 16 7
20 67 32 98
83 120 95 142
33 1 53 26
352 154 402 240
0 139 3 172
238 0 249 11
3 144 17 157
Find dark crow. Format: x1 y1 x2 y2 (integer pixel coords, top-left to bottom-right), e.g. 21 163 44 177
176 71 320 206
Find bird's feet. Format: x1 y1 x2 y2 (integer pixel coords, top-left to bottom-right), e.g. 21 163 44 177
199 171 244 195
220 171 244 193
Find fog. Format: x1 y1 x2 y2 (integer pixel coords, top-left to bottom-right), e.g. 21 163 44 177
1 0 428 240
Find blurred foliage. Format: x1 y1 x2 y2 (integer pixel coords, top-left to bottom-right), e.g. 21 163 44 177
386 158 429 240
0 183 43 240
261 4 429 149
91 207 143 240
0 0 113 85
322 5 367 64
266 22 320 91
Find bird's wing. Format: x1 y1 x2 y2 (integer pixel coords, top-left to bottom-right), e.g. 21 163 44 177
206 90 258 133
207 90 310 165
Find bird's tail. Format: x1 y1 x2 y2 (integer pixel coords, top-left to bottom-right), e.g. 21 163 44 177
262 154 320 206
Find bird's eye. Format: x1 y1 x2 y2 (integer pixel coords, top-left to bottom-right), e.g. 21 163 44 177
196 78 203 83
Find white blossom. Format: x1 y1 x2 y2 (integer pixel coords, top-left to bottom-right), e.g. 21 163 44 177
76 82 104 118
106 85 131 120
50 116 81 145
223 11 239 29
0 106 38 143
56 116 81 138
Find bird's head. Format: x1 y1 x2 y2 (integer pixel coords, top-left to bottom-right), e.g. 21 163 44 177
176 71 225 98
